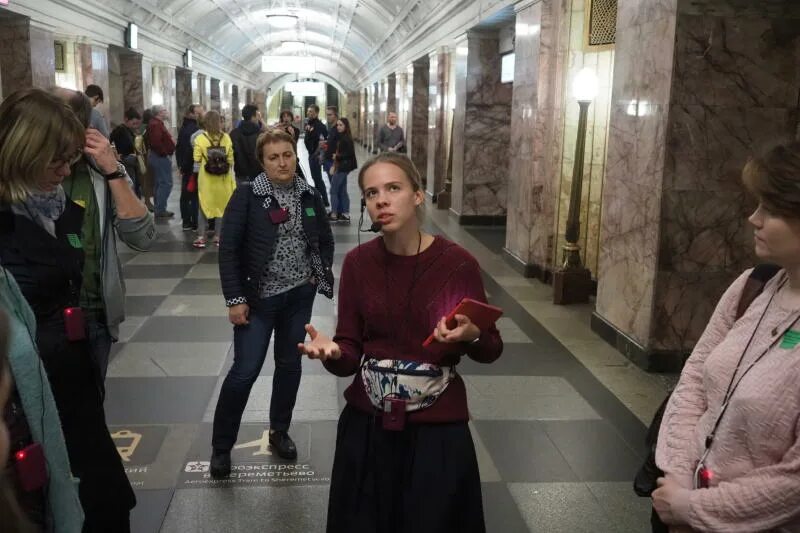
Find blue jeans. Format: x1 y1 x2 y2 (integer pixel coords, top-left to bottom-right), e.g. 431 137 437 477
308 155 329 207
148 152 173 214
330 171 350 215
211 283 316 451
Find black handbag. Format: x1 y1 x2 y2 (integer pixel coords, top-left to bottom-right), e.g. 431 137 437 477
633 264 781 498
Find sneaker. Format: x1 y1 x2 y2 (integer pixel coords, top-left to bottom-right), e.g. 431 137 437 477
155 211 174 219
210 449 231 478
268 430 297 460
328 213 339 222
340 214 351 223
182 223 193 231
192 237 207 249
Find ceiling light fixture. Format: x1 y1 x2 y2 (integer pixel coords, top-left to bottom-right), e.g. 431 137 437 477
266 14 298 28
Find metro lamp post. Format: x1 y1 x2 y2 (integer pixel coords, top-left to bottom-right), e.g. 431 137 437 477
553 67 598 305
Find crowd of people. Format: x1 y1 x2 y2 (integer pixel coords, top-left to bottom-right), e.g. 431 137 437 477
1 79 798 533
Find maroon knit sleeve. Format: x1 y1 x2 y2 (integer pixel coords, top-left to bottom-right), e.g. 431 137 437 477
457 256 503 363
324 252 363 376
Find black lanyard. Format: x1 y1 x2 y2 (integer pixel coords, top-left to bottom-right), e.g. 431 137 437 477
704 277 800 451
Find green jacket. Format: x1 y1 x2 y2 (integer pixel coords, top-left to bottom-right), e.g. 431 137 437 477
0 268 84 532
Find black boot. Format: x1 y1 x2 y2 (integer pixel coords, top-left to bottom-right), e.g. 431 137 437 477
269 430 297 460
210 449 231 478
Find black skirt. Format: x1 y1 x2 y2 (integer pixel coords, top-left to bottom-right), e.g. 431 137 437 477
327 405 485 533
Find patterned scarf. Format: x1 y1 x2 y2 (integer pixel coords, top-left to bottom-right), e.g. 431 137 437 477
13 186 67 238
252 173 333 299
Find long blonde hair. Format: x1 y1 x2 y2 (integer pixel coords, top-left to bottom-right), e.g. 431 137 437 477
0 88 85 203
203 110 222 137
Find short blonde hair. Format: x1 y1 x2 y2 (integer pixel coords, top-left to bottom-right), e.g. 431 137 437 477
0 88 85 203
256 128 297 168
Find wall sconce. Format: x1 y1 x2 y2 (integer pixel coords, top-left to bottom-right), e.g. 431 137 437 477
125 23 138 49
553 67 599 305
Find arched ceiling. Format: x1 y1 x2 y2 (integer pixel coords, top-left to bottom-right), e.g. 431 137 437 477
113 0 485 90
14 0 516 91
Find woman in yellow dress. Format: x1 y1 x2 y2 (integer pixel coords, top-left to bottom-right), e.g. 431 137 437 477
193 110 236 248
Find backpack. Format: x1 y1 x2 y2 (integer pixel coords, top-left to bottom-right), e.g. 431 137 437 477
633 263 781 499
203 133 230 175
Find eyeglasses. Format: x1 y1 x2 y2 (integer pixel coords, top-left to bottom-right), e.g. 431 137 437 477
47 150 83 170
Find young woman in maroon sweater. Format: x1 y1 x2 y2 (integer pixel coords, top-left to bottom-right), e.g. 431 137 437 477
298 152 503 532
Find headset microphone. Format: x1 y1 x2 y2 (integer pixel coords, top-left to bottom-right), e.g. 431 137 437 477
358 198 383 234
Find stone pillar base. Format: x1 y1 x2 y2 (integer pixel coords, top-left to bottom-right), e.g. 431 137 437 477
501 250 552 283
552 267 592 305
590 312 687 373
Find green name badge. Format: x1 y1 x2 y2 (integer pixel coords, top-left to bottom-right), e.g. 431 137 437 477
305 207 316 217
780 330 800 350
66 233 82 249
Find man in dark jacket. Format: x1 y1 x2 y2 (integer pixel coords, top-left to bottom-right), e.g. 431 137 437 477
230 104 263 183
322 106 339 177
175 104 204 230
303 104 329 208
110 107 142 195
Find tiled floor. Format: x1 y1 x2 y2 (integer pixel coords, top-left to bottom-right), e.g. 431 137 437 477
108 145 658 532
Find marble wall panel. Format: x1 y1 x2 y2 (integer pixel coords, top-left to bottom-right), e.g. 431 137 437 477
175 67 193 119
253 90 266 116
210 77 221 112
506 2 543 264
231 85 239 121
86 45 110 132
0 16 54 95
107 47 124 126
152 65 176 134
528 0 571 270
426 50 450 198
372 82 380 153
450 42 468 215
29 27 55 90
387 73 397 113
451 30 514 218
119 52 144 115
412 57 430 185
141 59 152 110
77 43 93 88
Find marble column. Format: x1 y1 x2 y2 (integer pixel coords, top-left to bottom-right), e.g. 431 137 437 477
426 48 451 199
449 30 512 223
231 85 240 122
196 74 208 109
361 88 369 148
387 73 397 114
504 0 571 280
210 78 221 112
151 65 176 135
593 0 800 371
175 67 193 118
253 90 266 116
411 57 430 186
119 51 145 115
107 48 124 126
372 82 381 154
141 59 153 110
347 90 361 141
245 88 253 106
0 14 55 96
396 71 409 151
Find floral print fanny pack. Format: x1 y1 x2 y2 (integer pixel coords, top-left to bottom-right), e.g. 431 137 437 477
360 358 456 412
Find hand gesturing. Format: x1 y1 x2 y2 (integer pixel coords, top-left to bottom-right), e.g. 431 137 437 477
297 324 341 362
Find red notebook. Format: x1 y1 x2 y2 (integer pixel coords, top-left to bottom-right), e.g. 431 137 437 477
423 298 503 347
